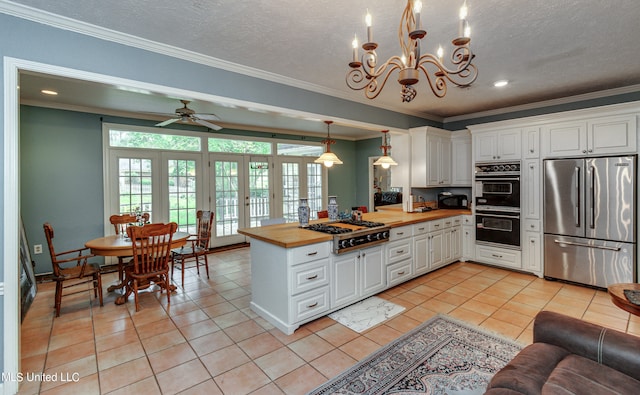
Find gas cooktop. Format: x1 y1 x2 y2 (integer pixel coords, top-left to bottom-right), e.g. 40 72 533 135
305 223 352 234
305 220 390 254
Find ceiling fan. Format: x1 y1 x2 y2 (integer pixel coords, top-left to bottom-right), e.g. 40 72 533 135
155 99 222 130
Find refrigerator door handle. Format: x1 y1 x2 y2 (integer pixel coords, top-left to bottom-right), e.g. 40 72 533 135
553 239 621 252
589 166 596 229
574 166 580 228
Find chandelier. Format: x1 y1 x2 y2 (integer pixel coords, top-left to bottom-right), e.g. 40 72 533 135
373 130 398 169
314 121 343 167
346 0 477 103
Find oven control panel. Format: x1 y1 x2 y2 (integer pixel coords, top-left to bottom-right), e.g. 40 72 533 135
475 162 520 175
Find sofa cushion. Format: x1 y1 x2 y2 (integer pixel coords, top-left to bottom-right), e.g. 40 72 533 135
486 343 570 394
544 354 640 395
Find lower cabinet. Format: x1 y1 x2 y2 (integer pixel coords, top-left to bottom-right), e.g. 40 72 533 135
331 246 385 309
475 244 521 269
523 231 542 275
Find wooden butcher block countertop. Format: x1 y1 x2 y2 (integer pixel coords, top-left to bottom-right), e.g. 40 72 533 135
238 209 471 248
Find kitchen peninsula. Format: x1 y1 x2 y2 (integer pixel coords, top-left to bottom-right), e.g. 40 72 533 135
238 209 470 334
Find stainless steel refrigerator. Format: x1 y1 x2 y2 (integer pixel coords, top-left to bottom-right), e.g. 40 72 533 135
543 155 636 288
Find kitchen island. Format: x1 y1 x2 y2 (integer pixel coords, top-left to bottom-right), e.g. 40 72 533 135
238 209 470 334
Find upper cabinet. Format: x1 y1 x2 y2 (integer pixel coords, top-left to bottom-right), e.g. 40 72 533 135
541 114 637 158
473 129 522 162
451 130 472 186
410 127 452 187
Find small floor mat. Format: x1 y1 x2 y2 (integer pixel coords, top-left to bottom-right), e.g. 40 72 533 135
328 296 405 333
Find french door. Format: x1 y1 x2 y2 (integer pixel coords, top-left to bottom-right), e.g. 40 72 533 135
210 154 274 246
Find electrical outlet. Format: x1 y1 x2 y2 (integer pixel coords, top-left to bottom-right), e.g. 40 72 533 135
33 244 43 254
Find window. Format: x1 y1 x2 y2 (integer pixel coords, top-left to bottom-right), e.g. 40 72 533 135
110 129 200 151
168 159 197 233
117 157 153 219
209 137 271 154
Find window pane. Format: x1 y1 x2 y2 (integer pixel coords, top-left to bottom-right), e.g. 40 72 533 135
282 162 300 223
118 157 153 221
208 137 271 154
110 130 200 151
168 159 197 233
249 160 270 227
277 143 323 156
215 160 240 236
307 163 323 220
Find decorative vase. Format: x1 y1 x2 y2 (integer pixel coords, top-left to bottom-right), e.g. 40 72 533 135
328 196 339 221
298 198 310 227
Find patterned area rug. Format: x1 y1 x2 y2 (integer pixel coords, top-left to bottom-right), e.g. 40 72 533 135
307 314 523 395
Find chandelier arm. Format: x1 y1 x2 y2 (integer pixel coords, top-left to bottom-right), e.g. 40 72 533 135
346 56 405 95
415 63 447 98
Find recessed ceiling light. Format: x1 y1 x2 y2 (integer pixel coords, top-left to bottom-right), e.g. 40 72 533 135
41 89 58 95
493 80 509 88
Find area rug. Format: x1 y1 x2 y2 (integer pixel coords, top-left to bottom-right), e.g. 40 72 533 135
308 314 523 395
328 296 406 333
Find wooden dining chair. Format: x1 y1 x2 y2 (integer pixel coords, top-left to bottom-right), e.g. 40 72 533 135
43 222 103 317
171 210 214 288
108 213 149 291
123 222 177 311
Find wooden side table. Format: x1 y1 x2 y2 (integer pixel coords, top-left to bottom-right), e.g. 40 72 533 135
608 283 640 317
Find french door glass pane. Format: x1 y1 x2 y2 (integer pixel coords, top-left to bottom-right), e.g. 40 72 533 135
118 158 153 220
168 159 197 233
249 160 270 227
215 160 239 236
282 162 300 222
307 163 323 220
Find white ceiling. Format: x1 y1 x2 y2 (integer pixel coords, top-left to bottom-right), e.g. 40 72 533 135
7 0 640 139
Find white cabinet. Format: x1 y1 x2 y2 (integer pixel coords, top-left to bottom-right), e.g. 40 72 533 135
473 129 522 162
451 130 472 186
386 225 414 286
523 127 540 159
475 244 521 269
541 114 637 158
523 231 542 276
461 215 475 262
411 127 452 187
413 223 429 276
523 159 541 220
332 246 385 309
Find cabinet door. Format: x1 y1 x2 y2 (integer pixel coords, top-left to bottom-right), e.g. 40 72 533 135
523 159 541 220
523 127 540 159
496 130 522 160
429 231 444 269
474 133 497 162
440 138 452 185
541 121 587 157
524 231 542 274
452 137 472 185
588 115 637 155
331 253 358 308
451 226 462 260
361 248 385 296
461 225 475 261
426 134 441 186
414 233 429 275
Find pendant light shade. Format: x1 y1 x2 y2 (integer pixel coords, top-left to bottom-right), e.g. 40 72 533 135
373 130 398 169
314 121 343 167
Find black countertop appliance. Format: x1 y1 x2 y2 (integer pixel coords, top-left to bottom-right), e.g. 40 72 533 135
438 193 468 209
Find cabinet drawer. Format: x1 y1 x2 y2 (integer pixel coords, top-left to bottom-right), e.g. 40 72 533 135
475 244 521 268
289 242 330 264
387 239 412 264
428 219 444 232
413 222 429 236
291 286 330 322
389 225 413 240
462 215 474 226
290 259 329 295
387 260 413 287
442 217 456 228
524 219 541 232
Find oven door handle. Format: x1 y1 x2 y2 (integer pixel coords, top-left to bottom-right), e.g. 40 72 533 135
475 177 520 182
476 212 520 219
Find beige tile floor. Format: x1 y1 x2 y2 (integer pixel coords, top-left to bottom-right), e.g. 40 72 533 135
19 247 640 394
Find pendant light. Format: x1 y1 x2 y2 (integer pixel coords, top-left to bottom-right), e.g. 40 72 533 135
314 120 343 167
373 130 398 169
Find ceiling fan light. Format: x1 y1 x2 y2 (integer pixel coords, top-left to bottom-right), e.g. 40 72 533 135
373 155 398 168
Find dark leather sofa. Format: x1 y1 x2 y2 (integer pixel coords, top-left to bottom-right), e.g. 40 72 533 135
485 310 640 394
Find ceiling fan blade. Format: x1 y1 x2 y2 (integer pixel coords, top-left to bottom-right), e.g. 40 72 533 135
155 118 179 127
193 113 220 121
195 119 222 131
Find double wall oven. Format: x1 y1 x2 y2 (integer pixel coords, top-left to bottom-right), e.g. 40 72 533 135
474 162 521 249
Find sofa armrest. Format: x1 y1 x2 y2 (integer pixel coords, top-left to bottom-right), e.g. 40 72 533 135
533 310 640 381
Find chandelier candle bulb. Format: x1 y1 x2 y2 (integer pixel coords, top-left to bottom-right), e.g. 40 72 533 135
414 1 422 30
352 35 358 62
459 2 468 38
365 11 373 43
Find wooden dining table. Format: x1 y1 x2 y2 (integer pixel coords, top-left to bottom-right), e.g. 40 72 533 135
85 231 189 303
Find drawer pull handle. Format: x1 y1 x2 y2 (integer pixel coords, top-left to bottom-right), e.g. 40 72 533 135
306 274 318 280
397 232 404 235
396 250 404 254
306 251 318 256
418 227 425 231
398 271 405 275
491 254 503 258
307 302 318 308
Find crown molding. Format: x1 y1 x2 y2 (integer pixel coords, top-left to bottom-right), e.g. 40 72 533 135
0 1 439 123
444 84 640 124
